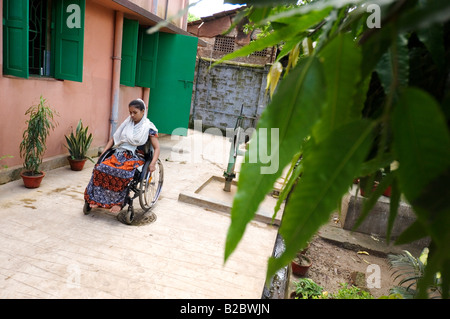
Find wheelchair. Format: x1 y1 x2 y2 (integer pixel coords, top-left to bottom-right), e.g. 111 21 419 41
83 136 164 225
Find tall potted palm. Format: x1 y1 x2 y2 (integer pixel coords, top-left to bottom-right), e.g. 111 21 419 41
19 96 58 188
65 119 94 171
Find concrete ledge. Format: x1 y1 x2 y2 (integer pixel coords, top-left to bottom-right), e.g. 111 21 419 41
341 189 415 238
340 186 430 252
0 147 102 185
319 224 424 257
178 191 233 215
178 175 283 226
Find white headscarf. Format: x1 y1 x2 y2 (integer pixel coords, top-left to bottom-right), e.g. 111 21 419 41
113 99 158 149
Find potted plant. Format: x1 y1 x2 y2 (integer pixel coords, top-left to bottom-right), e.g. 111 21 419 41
359 167 392 197
290 278 324 299
300 241 310 255
65 119 94 171
291 253 312 276
19 96 58 188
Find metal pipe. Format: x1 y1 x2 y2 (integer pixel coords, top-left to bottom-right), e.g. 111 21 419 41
110 11 124 136
142 87 150 114
224 104 245 192
164 0 169 20
151 0 158 15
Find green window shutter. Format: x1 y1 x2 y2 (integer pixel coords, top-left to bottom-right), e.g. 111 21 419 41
54 0 85 82
2 0 29 78
120 18 139 86
135 29 159 88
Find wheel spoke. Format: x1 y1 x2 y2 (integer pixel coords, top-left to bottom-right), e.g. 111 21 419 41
138 159 163 212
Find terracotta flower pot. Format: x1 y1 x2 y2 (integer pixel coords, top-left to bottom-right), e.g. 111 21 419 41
360 184 392 197
382 185 392 197
291 254 312 276
21 171 45 188
68 157 87 171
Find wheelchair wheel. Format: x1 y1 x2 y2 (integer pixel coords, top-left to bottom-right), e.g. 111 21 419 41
124 206 134 225
138 159 164 212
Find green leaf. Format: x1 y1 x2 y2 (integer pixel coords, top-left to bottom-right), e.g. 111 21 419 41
64 120 93 160
313 33 362 142
411 168 450 225
76 119 82 134
417 23 445 69
398 0 450 33
375 34 409 95
359 152 394 177
386 176 401 244
392 88 450 297
275 38 301 64
237 0 395 21
359 24 393 80
417 241 450 299
225 56 327 262
225 0 297 6
274 152 303 217
267 119 374 281
247 6 275 25
395 220 428 246
392 88 450 207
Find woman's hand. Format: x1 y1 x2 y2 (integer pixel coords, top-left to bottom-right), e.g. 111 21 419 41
149 163 156 173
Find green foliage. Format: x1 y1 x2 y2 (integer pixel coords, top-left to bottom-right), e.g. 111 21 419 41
378 293 403 299
188 12 199 22
19 96 58 175
329 283 374 299
65 119 94 162
293 278 324 299
388 249 443 299
221 0 450 298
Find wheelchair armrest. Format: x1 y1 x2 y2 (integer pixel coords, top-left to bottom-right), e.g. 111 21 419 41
137 140 154 161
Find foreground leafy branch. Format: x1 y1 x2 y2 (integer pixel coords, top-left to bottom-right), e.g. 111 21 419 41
220 0 450 298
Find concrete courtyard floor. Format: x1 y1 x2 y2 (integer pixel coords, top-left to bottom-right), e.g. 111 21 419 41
0 130 279 299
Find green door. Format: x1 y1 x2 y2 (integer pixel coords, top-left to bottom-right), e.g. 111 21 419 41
148 33 198 136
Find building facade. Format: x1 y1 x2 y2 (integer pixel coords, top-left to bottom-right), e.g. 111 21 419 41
1 0 197 180
187 7 276 66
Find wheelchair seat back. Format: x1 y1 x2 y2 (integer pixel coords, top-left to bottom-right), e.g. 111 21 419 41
136 135 154 161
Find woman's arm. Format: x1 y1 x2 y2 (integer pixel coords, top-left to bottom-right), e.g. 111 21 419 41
100 138 114 157
149 136 160 173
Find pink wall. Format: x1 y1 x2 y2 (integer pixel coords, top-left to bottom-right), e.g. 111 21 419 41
0 1 144 168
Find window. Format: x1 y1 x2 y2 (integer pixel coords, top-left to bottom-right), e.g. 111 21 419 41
3 0 85 82
213 36 235 53
251 48 269 57
120 19 159 88
29 0 52 76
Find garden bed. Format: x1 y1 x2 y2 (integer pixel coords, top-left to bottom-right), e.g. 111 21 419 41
288 234 398 298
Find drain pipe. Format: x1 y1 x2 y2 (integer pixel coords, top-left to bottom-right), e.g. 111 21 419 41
142 87 150 112
110 11 124 136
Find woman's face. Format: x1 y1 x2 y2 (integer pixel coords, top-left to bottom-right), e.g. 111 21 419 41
129 105 145 124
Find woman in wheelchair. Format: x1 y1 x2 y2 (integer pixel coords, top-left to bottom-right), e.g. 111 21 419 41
84 98 160 214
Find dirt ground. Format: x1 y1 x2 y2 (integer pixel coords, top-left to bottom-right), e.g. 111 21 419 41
299 235 397 298
287 216 401 299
